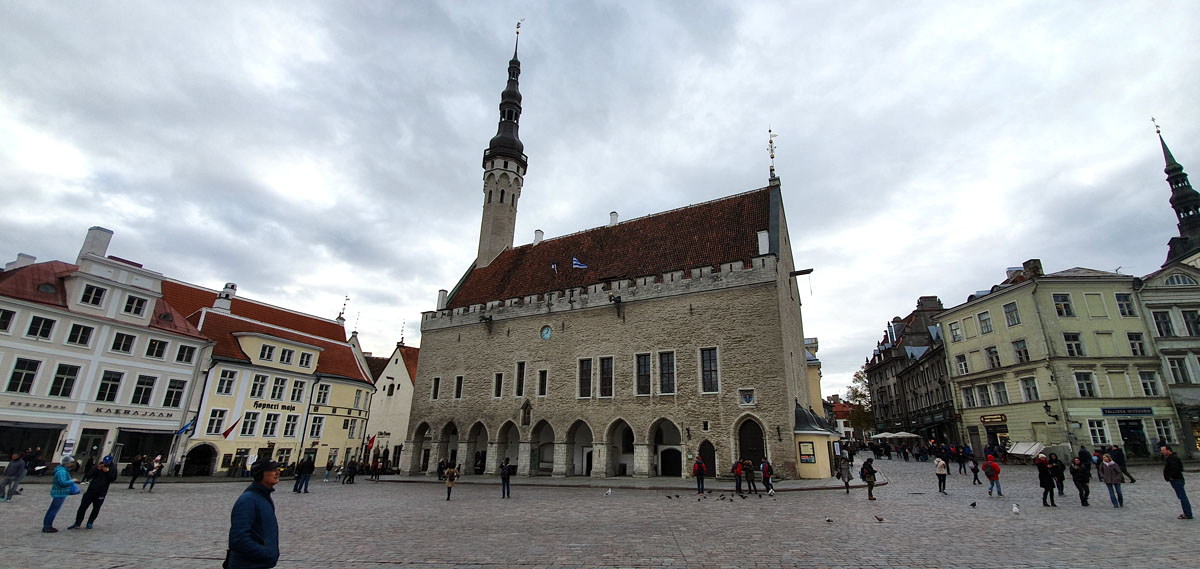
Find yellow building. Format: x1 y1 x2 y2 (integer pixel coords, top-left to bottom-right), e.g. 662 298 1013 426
937 259 1180 458
162 281 375 475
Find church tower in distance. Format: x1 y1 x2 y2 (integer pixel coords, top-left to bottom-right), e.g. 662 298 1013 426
476 33 527 269
1159 126 1200 266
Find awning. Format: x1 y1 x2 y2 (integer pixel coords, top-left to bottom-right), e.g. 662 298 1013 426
117 427 176 435
0 420 67 429
1007 442 1045 457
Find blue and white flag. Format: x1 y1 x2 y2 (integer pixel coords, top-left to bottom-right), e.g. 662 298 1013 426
572 257 588 269
551 262 558 275
176 417 196 435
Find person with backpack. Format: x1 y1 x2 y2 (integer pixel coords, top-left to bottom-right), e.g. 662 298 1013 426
444 464 458 501
968 456 982 485
692 457 707 495
983 454 1003 497
760 457 775 496
499 457 514 499
859 458 877 500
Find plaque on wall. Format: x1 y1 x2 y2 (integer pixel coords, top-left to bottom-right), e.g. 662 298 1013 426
798 441 816 463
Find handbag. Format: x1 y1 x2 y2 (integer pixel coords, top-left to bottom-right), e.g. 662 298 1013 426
69 482 81 495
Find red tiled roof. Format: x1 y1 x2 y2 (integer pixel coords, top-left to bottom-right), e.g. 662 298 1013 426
163 280 346 343
448 187 772 309
195 310 371 386
0 261 207 340
399 345 419 385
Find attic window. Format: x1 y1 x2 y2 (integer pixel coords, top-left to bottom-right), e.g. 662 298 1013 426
158 312 173 322
37 283 56 294
1166 274 1198 286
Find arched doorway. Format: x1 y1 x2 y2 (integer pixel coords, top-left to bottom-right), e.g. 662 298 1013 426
649 418 683 477
566 420 594 476
738 418 766 464
530 420 555 475
437 422 459 470
606 419 634 476
410 423 432 473
467 422 488 475
183 443 217 476
698 440 716 474
496 421 520 472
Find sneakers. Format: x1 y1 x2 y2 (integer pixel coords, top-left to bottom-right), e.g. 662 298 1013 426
1180 515 1193 519
86 523 93 529
67 525 80 530
42 527 57 533
988 490 992 496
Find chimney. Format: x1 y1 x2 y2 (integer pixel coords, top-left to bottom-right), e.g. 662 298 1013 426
77 226 114 263
533 229 544 245
1005 267 1023 281
1022 258 1043 278
5 253 36 271
436 289 449 310
213 282 237 312
609 211 618 226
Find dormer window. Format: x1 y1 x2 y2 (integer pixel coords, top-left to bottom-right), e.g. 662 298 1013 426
259 345 275 361
37 283 56 294
1166 274 1198 286
124 295 148 316
298 352 313 368
81 285 106 307
279 348 294 365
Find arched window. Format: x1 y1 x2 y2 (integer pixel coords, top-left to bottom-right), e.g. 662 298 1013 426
1166 274 1198 286
500 190 505 203
488 190 492 204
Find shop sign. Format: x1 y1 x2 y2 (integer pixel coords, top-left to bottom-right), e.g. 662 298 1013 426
91 407 176 418
252 401 297 411
6 399 68 411
1101 407 1153 416
980 414 1007 424
797 441 816 463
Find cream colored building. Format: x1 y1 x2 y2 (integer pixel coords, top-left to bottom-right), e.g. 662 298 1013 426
937 259 1179 458
161 280 375 475
1 227 211 472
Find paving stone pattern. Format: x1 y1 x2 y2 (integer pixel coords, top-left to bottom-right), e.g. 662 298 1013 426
1 454 1194 568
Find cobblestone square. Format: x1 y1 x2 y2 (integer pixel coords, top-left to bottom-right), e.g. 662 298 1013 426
1 456 1194 568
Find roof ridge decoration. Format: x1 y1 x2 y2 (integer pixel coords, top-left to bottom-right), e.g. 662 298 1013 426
202 308 353 348
165 278 344 325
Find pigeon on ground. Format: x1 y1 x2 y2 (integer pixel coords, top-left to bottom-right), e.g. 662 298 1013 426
674 495 680 499
719 495 726 501
825 517 833 523
874 515 884 522
697 497 702 501
1012 503 1020 515
740 494 747 500
758 494 762 499
970 502 977 508
604 489 612 496
706 490 712 494
666 496 672 500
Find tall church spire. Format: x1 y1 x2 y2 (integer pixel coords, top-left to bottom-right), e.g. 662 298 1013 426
477 23 528 268
1156 120 1200 266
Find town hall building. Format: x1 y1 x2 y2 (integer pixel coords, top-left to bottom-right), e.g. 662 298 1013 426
401 38 835 480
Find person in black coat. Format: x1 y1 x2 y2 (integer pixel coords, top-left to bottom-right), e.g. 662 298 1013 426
1109 444 1136 483
1069 456 1091 506
1047 453 1067 496
69 455 118 529
227 459 281 569
1035 454 1056 507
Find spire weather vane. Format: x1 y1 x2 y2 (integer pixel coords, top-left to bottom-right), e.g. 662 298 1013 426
516 18 524 35
768 128 779 179
1152 116 1161 134
338 295 349 319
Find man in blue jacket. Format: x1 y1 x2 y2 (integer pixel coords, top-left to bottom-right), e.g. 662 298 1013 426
227 459 281 568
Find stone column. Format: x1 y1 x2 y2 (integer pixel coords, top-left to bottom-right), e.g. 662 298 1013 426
484 442 500 475
552 442 569 477
633 443 651 477
456 441 470 475
516 441 533 476
591 444 609 478
398 439 416 475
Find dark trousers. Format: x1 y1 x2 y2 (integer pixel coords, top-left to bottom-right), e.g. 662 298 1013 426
1074 480 1090 505
74 493 106 526
745 477 758 494
936 474 947 492
446 486 452 500
695 475 704 494
1171 479 1192 518
127 472 140 489
763 476 773 492
734 475 742 494
501 477 511 498
1054 477 1064 495
1118 464 1136 482
1042 487 1056 506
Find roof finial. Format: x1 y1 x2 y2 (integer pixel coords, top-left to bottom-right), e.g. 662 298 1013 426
338 295 349 320
1152 116 1160 134
400 320 406 346
767 127 780 183
514 18 524 58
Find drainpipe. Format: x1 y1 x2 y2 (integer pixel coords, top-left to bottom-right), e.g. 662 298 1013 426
1030 280 1073 452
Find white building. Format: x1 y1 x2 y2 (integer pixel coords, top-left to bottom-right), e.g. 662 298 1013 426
362 342 418 470
1 227 211 471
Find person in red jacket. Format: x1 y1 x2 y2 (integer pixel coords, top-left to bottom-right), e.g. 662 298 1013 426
983 454 1003 497
733 459 743 495
692 457 707 495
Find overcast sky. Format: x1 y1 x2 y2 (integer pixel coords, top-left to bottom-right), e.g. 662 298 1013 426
2 2 1198 399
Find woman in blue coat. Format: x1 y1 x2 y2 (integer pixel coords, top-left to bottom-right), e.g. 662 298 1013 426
42 455 78 532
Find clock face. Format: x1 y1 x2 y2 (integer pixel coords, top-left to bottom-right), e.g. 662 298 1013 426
540 326 552 340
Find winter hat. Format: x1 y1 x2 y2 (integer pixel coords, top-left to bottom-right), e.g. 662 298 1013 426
101 455 113 464
61 455 76 465
986 454 994 461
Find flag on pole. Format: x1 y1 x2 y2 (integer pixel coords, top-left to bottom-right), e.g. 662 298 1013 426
572 257 588 269
176 417 196 435
367 434 376 452
551 262 558 275
222 417 241 439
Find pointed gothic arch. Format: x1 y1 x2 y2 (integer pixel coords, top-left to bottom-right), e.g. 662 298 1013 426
466 421 489 475
565 419 594 476
648 418 683 477
530 419 555 476
605 418 635 477
437 421 460 470
735 414 767 465
698 440 716 475
409 422 433 473
495 420 520 473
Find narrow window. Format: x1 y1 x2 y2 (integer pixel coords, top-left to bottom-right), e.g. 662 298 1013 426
1154 311 1175 337
636 353 651 395
0 309 14 332
1168 357 1191 383
455 376 463 399
262 413 280 437
494 373 503 398
659 352 675 394
299 353 313 368
515 362 525 396
1139 371 1160 396
1075 372 1097 397
578 359 592 398
538 369 548 396
1003 302 1021 326
270 377 287 400
290 380 305 403
700 348 719 392
308 416 324 438
985 346 1001 369
278 348 295 365
1063 333 1085 357
1184 310 1200 336
217 370 237 395
955 354 969 375
1012 339 1030 363
1087 419 1109 445
1020 377 1039 401
432 377 441 400
316 384 330 404
259 345 275 361
283 415 299 437
176 345 197 364
978 311 993 334
948 322 962 342
599 357 613 397
1154 419 1176 444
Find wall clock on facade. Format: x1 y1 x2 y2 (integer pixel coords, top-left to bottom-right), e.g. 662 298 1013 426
540 325 552 340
